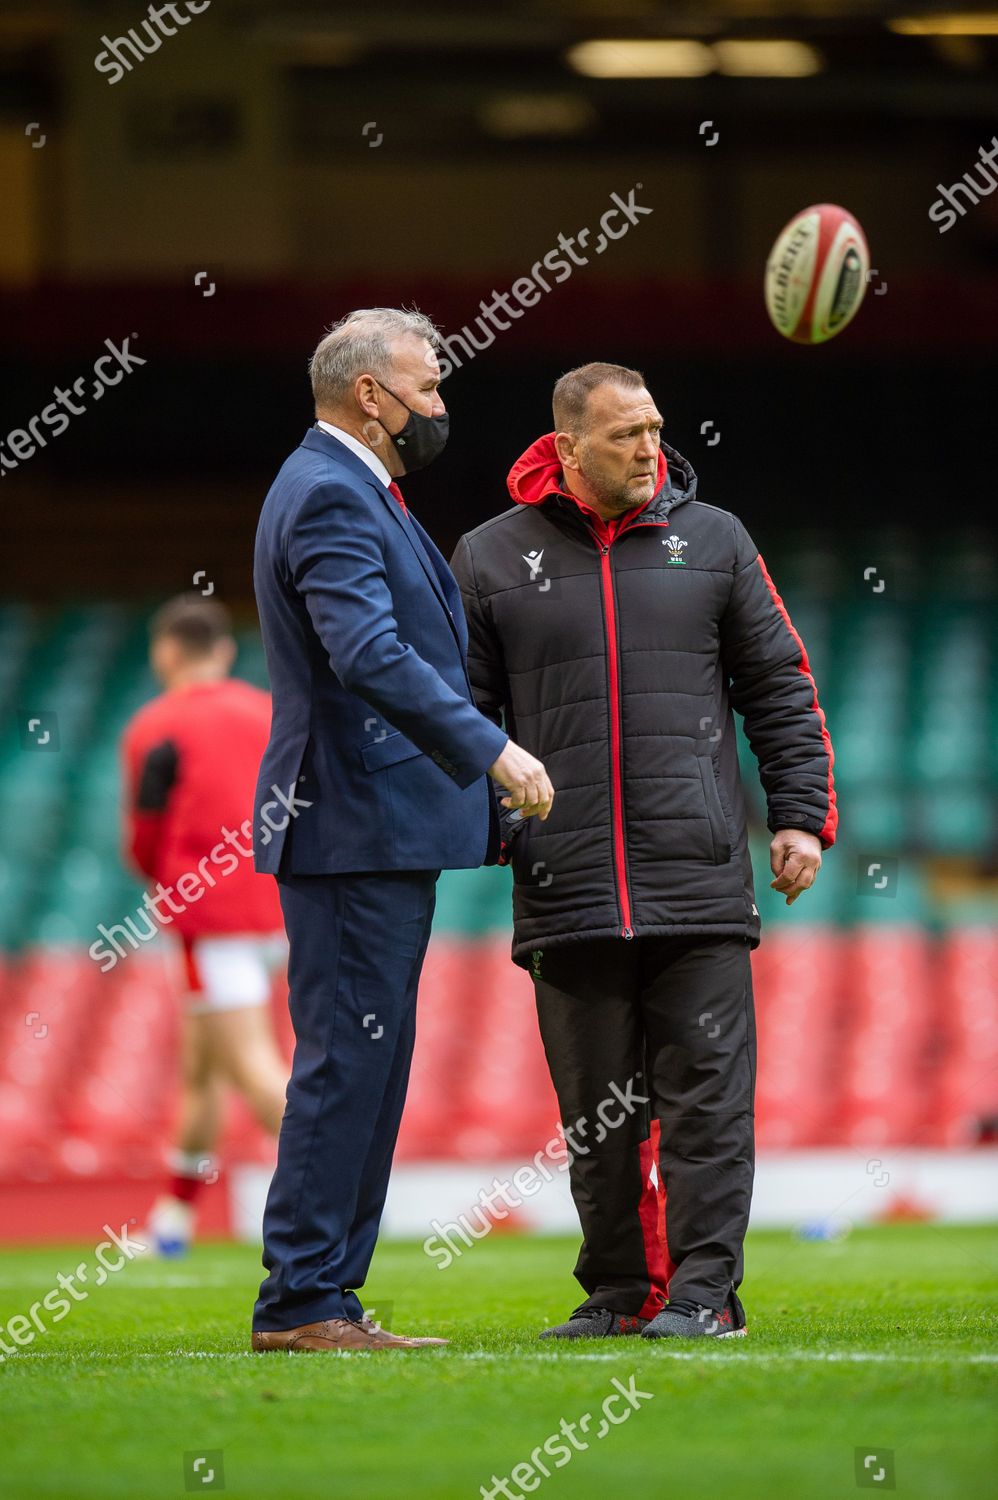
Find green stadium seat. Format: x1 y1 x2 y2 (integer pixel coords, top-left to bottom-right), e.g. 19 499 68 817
0 561 993 954
916 785 996 857
433 864 514 939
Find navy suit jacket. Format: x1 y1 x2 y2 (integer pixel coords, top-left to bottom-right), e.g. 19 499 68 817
252 427 507 875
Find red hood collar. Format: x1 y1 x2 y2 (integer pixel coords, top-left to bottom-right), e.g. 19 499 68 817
507 431 668 510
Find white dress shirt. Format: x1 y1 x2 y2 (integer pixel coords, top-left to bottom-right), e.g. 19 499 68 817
316 420 392 489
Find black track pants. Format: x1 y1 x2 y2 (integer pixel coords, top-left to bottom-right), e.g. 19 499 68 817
532 935 755 1324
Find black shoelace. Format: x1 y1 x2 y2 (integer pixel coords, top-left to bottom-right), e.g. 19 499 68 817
663 1299 702 1318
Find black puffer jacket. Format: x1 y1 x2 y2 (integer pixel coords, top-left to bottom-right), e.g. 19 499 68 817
451 433 836 968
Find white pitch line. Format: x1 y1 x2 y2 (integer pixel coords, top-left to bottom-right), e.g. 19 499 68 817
460 1350 998 1365
7 1349 998 1365
0 1276 232 1289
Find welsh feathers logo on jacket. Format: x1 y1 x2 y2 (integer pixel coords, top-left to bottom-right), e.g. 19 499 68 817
664 536 688 565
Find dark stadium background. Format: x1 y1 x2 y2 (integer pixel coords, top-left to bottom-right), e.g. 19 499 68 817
0 0 996 1239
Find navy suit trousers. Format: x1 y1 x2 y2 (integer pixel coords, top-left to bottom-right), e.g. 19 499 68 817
253 868 438 1330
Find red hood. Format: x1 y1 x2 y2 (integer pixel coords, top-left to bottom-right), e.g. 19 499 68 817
507 432 668 508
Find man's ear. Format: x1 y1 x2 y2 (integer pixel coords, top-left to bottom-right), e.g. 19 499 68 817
354 373 381 418
217 637 238 675
555 430 579 472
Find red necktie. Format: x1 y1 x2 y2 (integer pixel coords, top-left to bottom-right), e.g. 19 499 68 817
388 481 408 517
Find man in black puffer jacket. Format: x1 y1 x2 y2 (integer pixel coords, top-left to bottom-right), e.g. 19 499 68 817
451 362 836 1341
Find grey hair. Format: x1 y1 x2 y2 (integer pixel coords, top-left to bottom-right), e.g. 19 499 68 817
308 307 441 408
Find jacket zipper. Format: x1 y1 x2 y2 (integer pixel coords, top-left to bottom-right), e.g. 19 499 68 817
574 504 669 940
597 541 633 939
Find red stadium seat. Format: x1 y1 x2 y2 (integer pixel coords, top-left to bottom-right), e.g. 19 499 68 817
59 953 179 1171
1 927 993 1198
396 940 479 1158
930 927 998 1145
752 928 842 1147
397 938 559 1162
450 945 559 1160
830 927 935 1146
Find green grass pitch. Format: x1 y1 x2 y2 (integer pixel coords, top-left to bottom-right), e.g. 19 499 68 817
1 1225 995 1499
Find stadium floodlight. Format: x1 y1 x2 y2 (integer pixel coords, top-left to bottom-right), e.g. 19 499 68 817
889 12 998 33
566 39 716 78
713 40 824 77
479 94 597 139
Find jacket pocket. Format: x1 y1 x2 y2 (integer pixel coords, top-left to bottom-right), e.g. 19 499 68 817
697 757 731 864
360 732 423 772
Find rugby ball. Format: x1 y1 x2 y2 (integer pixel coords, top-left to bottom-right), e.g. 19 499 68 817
764 203 869 344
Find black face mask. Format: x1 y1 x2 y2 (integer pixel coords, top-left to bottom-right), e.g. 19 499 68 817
376 381 449 472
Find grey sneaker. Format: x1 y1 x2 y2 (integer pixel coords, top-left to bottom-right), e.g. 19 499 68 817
642 1299 747 1340
540 1305 648 1340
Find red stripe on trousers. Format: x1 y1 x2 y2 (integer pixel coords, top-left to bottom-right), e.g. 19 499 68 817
637 1118 673 1319
181 937 204 993
756 554 838 845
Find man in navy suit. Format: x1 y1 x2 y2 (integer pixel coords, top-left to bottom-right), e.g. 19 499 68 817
250 308 553 1353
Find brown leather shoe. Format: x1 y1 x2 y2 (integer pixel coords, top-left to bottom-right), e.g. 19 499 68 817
251 1316 448 1352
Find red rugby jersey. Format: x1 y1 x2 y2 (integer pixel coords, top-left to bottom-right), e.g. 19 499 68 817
120 677 283 937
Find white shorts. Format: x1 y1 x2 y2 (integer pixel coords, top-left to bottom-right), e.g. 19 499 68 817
180 933 288 1014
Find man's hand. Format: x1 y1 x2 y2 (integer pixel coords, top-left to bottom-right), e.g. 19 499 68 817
488 741 554 822
769 829 822 905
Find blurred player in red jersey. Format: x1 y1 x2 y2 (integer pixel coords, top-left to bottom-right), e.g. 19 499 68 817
121 595 288 1255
